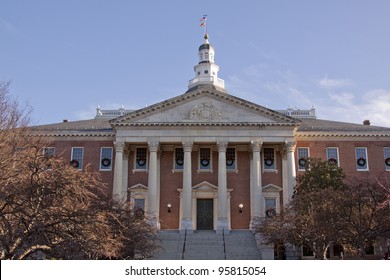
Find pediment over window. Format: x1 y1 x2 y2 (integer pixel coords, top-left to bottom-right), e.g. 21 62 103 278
192 181 218 191
262 184 283 193
128 183 148 191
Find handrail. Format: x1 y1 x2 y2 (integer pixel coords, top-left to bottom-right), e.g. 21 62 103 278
181 228 187 260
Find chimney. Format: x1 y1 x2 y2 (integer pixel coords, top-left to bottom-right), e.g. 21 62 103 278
363 120 370 126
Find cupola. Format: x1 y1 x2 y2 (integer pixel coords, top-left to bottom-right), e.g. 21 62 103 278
188 33 225 90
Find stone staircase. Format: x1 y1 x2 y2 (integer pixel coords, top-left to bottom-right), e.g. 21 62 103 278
152 230 261 260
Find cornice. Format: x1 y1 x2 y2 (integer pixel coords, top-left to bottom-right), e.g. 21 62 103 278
113 122 299 128
31 131 115 137
296 131 390 138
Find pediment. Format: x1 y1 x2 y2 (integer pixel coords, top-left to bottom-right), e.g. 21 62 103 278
262 184 283 193
110 86 298 127
128 183 148 190
192 181 218 191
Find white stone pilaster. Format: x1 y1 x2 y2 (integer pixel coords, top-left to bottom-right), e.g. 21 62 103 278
181 141 193 233
113 141 125 202
217 140 229 234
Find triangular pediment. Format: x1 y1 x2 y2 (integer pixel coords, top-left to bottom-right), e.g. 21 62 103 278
192 181 218 191
110 86 299 127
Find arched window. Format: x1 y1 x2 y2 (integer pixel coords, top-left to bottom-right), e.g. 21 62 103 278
200 53 203 61
205 52 209 60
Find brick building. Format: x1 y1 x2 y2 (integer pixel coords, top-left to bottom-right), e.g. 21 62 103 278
32 34 390 259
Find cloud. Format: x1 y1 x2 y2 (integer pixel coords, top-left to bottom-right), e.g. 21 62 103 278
318 89 390 127
319 76 353 89
0 18 19 34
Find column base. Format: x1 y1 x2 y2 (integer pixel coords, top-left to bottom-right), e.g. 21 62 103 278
180 218 193 234
148 216 160 230
216 217 230 235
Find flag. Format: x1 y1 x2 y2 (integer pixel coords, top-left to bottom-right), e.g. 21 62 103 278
200 22 206 27
200 15 207 21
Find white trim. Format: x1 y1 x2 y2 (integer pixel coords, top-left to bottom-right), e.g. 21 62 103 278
297 147 310 171
198 146 213 172
133 146 149 172
99 147 113 171
326 147 340 167
355 147 369 171
71 147 84 170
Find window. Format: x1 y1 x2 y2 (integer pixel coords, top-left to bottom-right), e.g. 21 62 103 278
226 147 236 170
135 147 148 170
265 198 277 218
204 70 209 74
174 147 184 170
355 147 368 171
205 52 209 60
71 147 84 170
100 147 113 171
134 198 145 211
297 147 309 171
43 147 55 158
199 147 211 170
263 148 275 170
326 147 339 166
384 147 390 171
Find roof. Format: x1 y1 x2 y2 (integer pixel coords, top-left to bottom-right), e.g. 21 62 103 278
297 118 390 137
30 118 114 137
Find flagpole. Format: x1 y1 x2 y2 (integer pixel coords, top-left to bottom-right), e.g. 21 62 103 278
200 14 208 39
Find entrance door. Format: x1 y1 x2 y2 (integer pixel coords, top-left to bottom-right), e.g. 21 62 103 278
196 199 213 230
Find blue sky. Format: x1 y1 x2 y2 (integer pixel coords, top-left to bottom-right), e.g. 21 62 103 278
1 0 390 127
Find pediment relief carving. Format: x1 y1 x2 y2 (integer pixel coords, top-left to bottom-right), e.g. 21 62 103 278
189 102 222 121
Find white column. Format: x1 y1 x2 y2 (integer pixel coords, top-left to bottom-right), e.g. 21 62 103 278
181 141 193 233
251 140 263 219
113 141 125 202
217 140 229 234
285 142 296 203
148 141 159 227
122 147 129 201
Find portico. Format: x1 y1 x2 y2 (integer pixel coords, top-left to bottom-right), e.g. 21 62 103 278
109 33 299 232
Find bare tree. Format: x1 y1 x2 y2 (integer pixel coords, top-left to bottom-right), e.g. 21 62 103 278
0 82 158 259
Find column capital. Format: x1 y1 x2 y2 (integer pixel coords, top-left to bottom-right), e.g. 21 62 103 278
250 140 263 153
182 141 193 152
148 141 159 152
284 141 296 153
114 141 125 153
217 140 228 153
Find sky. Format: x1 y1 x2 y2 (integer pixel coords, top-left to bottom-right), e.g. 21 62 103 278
1 0 390 127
